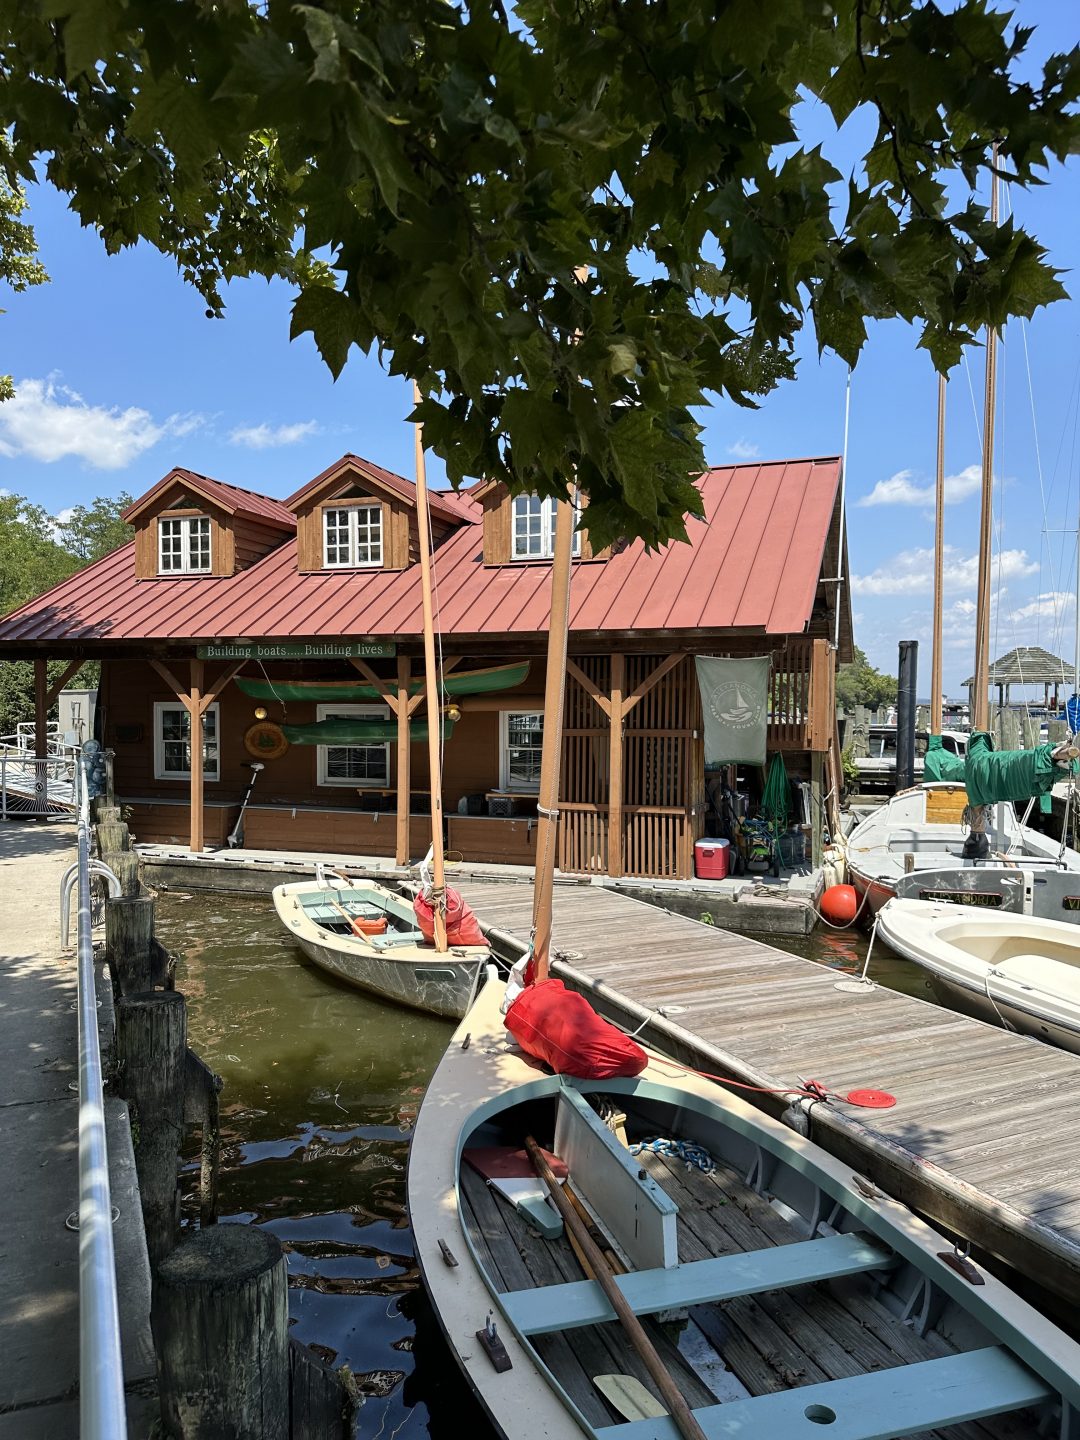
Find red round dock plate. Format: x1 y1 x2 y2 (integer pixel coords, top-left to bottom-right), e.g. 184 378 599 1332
845 1088 896 1109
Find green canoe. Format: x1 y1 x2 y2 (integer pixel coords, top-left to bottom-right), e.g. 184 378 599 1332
236 660 530 703
281 717 457 745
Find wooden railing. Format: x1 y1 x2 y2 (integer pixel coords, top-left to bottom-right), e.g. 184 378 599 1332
558 802 694 880
558 801 608 875
768 637 832 753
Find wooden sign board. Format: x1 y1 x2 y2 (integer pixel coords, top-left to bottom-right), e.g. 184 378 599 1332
197 640 395 660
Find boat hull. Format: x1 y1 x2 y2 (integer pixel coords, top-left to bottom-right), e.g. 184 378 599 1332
236 660 530 704
878 898 1080 1055
273 879 488 1019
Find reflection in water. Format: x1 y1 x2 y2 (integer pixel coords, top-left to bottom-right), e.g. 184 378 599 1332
159 890 935 1439
158 891 487 1440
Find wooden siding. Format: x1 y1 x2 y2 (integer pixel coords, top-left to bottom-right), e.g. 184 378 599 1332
296 495 420 573
127 800 231 846
232 515 292 572
132 496 234 579
479 482 609 564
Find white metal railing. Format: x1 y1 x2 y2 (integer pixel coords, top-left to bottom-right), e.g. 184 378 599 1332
0 744 79 818
74 754 128 1438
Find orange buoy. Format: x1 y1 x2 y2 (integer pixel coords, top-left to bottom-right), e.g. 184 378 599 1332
820 884 858 927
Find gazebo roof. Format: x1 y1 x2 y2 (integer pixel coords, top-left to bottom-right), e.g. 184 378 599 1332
963 646 1075 687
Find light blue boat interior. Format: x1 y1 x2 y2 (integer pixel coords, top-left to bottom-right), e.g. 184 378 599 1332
454 1070 1077 1440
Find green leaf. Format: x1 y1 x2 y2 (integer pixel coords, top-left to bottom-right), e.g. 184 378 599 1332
290 285 367 379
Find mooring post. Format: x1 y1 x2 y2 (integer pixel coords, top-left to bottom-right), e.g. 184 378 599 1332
101 849 141 897
153 1226 289 1440
896 640 919 791
116 990 187 1265
184 1049 223 1227
106 894 156 995
289 1338 359 1440
97 819 130 854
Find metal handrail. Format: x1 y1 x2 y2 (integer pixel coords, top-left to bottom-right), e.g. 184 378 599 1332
75 753 128 1438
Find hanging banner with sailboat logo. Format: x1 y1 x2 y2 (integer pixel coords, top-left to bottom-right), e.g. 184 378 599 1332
695 657 770 765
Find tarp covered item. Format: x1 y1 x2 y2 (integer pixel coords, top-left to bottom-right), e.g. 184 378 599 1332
504 979 649 1078
236 661 531 703
923 734 967 783
963 729 1065 808
695 656 770 765
281 717 456 745
413 886 486 947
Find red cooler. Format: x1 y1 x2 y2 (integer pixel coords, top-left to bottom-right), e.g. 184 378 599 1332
694 838 729 880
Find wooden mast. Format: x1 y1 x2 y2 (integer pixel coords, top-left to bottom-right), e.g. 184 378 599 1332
412 380 448 952
971 141 1000 736
931 373 946 736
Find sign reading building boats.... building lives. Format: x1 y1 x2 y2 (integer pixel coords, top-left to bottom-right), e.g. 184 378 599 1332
197 640 395 660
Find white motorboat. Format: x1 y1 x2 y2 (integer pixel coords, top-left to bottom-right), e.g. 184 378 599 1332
409 973 1080 1439
877 897 1080 1054
844 782 1080 921
272 875 488 1018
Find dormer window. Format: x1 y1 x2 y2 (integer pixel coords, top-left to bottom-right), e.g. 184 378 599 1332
159 515 211 574
511 494 581 560
323 503 383 568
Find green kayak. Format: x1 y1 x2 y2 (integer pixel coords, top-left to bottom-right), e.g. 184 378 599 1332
282 717 457 745
236 660 529 703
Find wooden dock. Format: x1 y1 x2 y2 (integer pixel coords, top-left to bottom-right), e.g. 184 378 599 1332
456 878 1080 1309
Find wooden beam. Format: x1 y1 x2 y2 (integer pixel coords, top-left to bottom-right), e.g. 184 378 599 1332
566 658 611 718
45 658 84 709
199 663 245 714
150 659 191 707
396 655 411 866
189 659 205 854
349 657 397 710
622 652 686 715
608 654 625 880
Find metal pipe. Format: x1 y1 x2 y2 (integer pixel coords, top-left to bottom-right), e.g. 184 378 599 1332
896 641 919 791
75 754 127 1439
61 860 122 950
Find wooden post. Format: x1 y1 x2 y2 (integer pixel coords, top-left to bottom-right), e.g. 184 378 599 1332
532 492 576 981
96 820 130 854
153 1225 289 1440
931 372 946 736
289 1341 358 1440
106 894 156 995
102 849 141 897
116 990 187 1265
413 380 448 951
33 657 48 820
190 658 205 854
184 1049 223 1227
396 655 411 867
970 143 999 736
811 751 825 870
608 654 625 879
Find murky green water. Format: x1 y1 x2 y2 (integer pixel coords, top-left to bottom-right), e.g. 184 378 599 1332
155 889 933 1437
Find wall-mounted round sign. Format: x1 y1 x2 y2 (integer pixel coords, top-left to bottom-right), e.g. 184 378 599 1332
243 721 289 761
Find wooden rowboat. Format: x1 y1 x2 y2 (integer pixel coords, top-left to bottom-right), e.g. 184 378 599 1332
409 974 1080 1439
272 876 489 1018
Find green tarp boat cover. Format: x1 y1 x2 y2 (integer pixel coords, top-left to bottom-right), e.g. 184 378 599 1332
962 729 1065 808
923 734 967 783
282 717 457 745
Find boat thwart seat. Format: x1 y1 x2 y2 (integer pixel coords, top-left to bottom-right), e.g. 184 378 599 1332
602 1346 1050 1440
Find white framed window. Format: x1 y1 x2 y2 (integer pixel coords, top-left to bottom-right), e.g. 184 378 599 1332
158 515 212 574
322 503 383 568
317 704 391 787
511 494 582 560
153 702 220 781
500 710 544 791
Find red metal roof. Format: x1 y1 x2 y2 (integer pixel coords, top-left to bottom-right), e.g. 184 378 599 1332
121 468 295 529
285 453 462 526
0 458 843 647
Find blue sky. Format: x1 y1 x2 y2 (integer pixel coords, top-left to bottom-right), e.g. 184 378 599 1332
2 1 1077 696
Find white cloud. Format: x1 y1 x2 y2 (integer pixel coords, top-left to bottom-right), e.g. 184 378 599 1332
228 420 320 450
857 464 981 508
852 544 1037 596
727 438 760 460
0 377 203 470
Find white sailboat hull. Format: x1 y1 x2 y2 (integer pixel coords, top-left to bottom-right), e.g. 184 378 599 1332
878 897 1080 1054
272 878 488 1019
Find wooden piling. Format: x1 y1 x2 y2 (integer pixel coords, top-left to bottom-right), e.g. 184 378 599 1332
116 990 186 1265
97 819 130 854
102 849 141 897
153 1225 289 1440
106 894 155 995
184 1049 223 1227
289 1339 358 1440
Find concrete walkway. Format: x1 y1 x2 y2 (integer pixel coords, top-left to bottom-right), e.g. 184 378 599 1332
0 820 155 1437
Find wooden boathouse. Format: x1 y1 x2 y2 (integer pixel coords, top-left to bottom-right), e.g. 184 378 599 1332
0 452 852 881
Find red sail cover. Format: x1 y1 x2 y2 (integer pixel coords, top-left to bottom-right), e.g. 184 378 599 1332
412 887 486 947
504 979 648 1079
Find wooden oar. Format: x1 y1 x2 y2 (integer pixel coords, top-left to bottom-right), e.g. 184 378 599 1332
525 1136 707 1440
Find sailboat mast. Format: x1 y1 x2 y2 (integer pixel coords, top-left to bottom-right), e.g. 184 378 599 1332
412 380 448 953
971 142 1000 734
531 490 575 984
931 373 946 735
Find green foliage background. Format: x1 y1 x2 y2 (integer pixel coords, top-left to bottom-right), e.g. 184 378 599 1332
835 645 898 712
0 494 131 735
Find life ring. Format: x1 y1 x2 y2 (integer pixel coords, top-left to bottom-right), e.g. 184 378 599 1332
243 721 289 761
